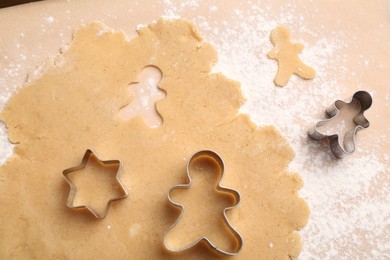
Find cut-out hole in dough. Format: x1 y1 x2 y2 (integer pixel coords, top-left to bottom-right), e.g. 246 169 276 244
118 66 165 128
0 20 309 258
316 98 362 152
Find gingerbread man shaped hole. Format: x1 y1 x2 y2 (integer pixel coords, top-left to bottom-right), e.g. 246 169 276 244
118 65 166 127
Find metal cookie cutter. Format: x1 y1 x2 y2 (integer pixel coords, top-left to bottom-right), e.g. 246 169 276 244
308 90 372 159
62 149 128 218
163 150 243 256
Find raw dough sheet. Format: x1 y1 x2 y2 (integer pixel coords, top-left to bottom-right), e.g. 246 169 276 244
1 0 389 258
0 19 308 259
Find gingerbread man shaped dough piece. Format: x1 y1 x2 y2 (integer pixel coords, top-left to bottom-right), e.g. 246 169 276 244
267 26 316 87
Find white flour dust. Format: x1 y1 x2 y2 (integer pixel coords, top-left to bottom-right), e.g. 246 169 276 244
0 1 388 259
159 2 388 259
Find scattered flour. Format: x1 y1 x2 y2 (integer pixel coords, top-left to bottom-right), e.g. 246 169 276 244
0 122 13 165
96 23 115 36
158 1 388 259
129 223 142 237
44 16 54 24
0 1 388 259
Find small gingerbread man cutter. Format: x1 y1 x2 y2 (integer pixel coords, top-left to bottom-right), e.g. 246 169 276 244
268 26 316 87
163 150 243 256
62 149 128 218
308 91 372 159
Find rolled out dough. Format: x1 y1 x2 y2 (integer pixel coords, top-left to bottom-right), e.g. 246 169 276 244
0 19 309 259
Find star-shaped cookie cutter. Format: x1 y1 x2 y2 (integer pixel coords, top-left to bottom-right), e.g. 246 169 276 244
62 149 128 218
308 90 372 159
163 150 243 256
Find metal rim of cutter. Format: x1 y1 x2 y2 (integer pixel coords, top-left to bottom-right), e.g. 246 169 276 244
62 149 129 219
163 149 243 256
308 90 372 159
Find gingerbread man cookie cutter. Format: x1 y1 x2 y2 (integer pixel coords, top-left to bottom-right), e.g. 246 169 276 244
62 149 128 218
308 91 372 159
163 150 243 256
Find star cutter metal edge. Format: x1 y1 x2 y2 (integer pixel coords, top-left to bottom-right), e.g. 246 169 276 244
308 90 372 159
163 150 243 256
62 149 128 218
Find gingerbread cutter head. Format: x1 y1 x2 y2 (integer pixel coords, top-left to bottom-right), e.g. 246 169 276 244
62 149 128 218
308 90 372 159
163 150 243 256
